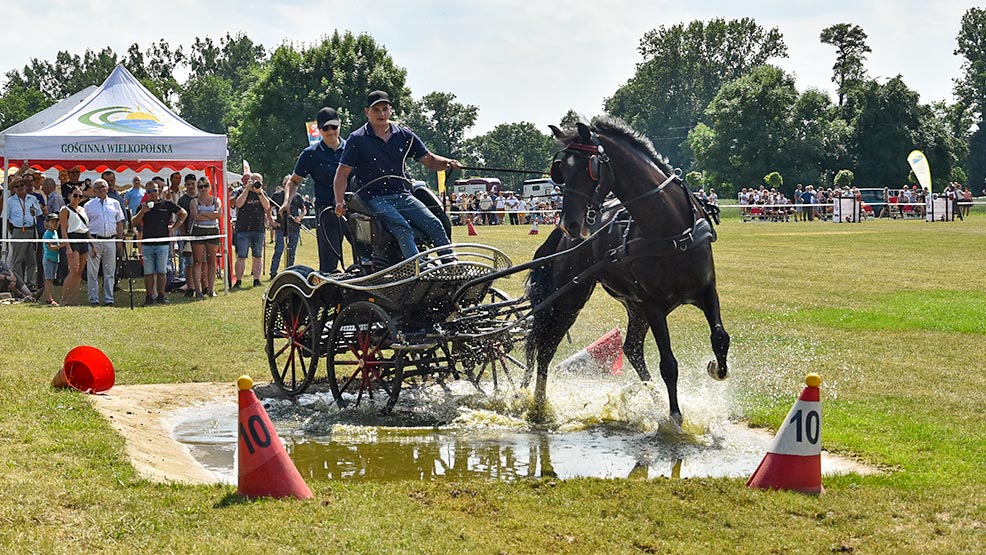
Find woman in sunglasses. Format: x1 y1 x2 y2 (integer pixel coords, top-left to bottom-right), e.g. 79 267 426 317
58 186 91 305
188 177 223 298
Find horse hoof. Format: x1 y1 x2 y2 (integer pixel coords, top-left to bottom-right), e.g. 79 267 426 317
707 360 727 381
670 412 683 428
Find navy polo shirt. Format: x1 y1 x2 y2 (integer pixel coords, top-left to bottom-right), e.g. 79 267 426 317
293 137 346 208
339 123 429 200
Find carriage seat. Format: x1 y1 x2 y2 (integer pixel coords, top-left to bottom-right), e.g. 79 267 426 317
344 185 452 272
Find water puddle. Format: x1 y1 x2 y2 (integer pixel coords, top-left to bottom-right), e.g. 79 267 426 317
173 378 873 483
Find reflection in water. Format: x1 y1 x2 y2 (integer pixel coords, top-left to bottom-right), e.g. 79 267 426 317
284 425 743 483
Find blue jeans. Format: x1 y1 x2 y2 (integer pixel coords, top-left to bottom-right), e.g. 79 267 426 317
142 244 170 275
270 227 300 276
235 231 265 259
367 193 450 259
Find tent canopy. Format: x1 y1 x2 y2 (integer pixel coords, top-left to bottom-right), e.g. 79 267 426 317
0 85 97 160
4 64 226 171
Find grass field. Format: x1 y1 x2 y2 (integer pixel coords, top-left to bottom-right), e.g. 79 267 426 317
1 215 983 553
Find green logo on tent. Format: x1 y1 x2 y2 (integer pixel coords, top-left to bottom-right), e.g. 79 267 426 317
79 106 164 134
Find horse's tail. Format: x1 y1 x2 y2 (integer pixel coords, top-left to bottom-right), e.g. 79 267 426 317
524 228 566 369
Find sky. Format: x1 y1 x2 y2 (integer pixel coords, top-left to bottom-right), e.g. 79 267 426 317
1 0 978 137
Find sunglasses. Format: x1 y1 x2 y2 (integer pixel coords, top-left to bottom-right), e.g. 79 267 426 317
320 124 339 131
146 189 159 193
13 184 25 189
198 183 210 189
71 193 82 198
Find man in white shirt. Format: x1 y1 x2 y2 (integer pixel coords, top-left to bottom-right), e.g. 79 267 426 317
84 179 125 305
2 173 44 287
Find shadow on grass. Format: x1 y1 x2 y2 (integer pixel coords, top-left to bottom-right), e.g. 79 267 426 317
214 492 258 508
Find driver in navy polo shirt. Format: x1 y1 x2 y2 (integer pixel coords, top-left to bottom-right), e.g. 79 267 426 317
283 107 347 273
332 90 460 261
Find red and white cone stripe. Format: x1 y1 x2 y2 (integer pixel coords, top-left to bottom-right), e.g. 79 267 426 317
747 374 824 494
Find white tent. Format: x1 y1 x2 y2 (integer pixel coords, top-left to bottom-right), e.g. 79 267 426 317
0 85 97 166
3 65 230 286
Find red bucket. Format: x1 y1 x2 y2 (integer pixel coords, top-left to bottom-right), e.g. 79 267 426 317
53 346 115 393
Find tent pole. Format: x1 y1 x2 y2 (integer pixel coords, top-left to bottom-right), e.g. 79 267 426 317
221 160 230 296
1 159 9 261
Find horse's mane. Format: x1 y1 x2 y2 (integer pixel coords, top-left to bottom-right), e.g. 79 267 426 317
554 115 676 177
591 116 675 176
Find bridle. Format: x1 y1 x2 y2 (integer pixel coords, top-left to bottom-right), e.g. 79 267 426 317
551 141 610 224
553 138 683 225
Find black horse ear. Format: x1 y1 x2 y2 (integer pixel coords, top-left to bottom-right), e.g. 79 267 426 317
549 125 565 140
576 122 592 143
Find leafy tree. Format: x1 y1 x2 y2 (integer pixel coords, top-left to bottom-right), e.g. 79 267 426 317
687 65 799 192
685 171 704 190
850 77 921 187
914 101 968 191
179 33 267 141
401 92 478 188
820 23 871 108
764 171 783 189
834 169 854 188
954 7 986 192
230 32 409 179
124 39 186 105
786 88 850 187
402 92 477 159
461 122 554 191
606 18 788 168
559 109 582 128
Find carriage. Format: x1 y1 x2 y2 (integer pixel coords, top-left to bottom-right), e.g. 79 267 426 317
262 184 530 412
263 117 729 425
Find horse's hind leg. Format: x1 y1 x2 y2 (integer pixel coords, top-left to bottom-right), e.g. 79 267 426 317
644 306 682 426
622 302 651 382
700 285 730 381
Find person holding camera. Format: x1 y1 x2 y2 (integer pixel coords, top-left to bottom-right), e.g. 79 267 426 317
231 172 271 289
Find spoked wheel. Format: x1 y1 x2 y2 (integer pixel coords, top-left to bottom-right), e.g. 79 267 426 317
399 342 455 390
458 288 529 394
266 287 319 395
327 301 403 413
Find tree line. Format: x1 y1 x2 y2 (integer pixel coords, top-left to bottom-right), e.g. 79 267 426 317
2 9 985 197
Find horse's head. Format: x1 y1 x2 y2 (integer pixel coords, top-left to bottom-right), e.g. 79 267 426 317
549 122 608 239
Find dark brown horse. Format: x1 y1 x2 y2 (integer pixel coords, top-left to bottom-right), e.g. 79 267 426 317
525 118 729 425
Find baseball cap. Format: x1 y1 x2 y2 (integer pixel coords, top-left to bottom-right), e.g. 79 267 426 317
45 213 59 222
316 107 341 127
366 90 392 107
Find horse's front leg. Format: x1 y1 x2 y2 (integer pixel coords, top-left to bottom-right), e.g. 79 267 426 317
700 285 730 381
645 306 681 426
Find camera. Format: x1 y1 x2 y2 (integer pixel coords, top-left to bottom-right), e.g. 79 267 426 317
252 181 263 189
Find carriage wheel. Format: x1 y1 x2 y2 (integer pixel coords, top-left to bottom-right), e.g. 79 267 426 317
399 342 455 391
460 288 528 394
327 301 403 412
266 287 319 395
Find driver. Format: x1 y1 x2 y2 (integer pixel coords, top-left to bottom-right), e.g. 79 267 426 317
332 90 459 261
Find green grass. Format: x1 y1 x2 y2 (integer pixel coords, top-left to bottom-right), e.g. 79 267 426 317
1 217 984 553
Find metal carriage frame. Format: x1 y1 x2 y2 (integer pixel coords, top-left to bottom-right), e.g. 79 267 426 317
262 242 531 412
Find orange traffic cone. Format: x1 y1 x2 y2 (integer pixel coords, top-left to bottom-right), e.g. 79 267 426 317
557 328 624 375
747 374 824 494
529 220 539 235
236 375 313 499
467 218 478 236
52 346 115 393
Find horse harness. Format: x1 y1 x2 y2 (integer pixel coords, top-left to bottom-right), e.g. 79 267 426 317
551 139 719 267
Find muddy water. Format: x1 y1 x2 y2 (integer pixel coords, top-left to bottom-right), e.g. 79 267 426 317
173 377 870 483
